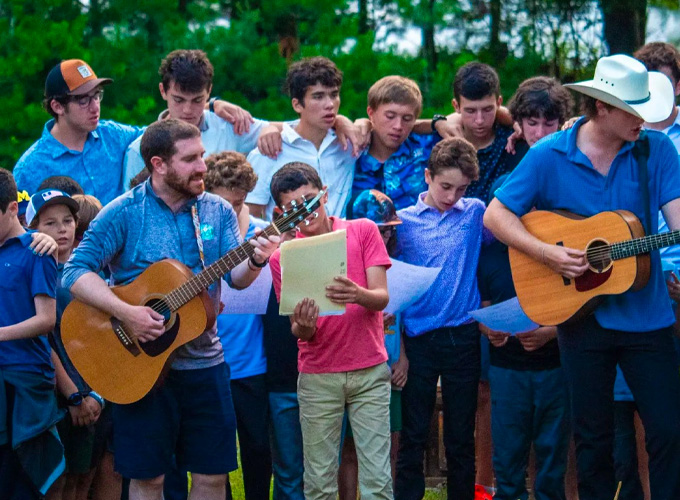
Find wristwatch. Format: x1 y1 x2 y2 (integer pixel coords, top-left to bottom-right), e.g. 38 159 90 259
67 391 85 406
209 97 221 114
431 114 448 133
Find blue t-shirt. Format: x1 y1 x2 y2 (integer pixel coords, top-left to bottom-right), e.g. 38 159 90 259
0 231 58 376
353 132 440 211
13 120 143 205
496 119 680 332
217 218 267 380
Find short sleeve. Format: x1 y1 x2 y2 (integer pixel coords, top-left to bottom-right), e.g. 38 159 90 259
494 148 542 217
30 253 58 299
654 133 680 208
360 220 392 270
233 119 269 154
246 150 276 205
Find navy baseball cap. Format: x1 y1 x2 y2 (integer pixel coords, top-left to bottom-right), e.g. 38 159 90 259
349 189 401 226
25 189 79 226
45 59 112 97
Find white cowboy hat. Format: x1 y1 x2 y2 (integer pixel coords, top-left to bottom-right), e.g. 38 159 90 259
565 54 674 123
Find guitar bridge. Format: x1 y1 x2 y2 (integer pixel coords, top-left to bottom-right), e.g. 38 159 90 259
110 317 141 356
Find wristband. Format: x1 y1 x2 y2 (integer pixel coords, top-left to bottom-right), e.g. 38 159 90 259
431 114 447 133
209 97 220 114
249 255 268 269
88 391 105 409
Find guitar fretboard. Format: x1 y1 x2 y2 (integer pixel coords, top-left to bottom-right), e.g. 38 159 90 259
610 230 680 260
159 193 322 312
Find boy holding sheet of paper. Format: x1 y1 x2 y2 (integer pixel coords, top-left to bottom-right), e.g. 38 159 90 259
476 174 569 500
394 136 490 500
268 162 393 500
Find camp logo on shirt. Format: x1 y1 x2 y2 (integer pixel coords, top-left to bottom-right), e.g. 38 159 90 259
200 224 215 241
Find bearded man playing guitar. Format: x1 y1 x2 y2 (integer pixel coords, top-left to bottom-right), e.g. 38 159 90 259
484 55 680 500
62 119 280 500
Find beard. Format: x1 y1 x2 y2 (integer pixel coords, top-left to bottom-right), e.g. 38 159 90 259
165 164 205 198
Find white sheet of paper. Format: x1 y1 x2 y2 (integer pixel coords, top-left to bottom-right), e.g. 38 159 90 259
279 229 347 316
385 259 442 314
219 267 272 315
468 297 539 335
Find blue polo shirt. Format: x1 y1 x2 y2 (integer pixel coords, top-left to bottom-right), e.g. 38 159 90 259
396 193 492 336
353 132 440 210
13 119 143 205
496 118 680 332
0 231 58 376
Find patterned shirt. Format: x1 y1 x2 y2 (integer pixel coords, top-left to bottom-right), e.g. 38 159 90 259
13 120 143 205
352 132 441 210
466 125 519 202
396 193 492 336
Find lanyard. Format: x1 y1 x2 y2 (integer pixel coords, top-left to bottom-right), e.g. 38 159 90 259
191 204 206 270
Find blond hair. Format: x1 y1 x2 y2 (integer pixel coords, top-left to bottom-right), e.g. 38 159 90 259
367 76 423 117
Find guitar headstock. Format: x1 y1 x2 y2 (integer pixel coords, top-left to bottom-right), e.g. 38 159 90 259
274 190 325 233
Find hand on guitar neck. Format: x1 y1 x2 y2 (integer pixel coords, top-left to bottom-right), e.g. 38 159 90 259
540 243 589 279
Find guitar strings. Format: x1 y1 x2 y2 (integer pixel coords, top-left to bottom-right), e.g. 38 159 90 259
145 198 318 317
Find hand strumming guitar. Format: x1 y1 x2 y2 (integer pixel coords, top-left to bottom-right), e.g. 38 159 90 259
120 304 166 343
541 243 589 279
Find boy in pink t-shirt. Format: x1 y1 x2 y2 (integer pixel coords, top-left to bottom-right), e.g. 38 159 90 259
268 162 393 500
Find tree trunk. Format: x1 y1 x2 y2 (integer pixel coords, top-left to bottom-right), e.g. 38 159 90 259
599 0 646 55
422 0 437 75
489 0 501 61
358 0 369 34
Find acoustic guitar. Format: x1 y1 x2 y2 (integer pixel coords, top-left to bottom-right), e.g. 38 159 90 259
61 192 324 404
509 209 680 326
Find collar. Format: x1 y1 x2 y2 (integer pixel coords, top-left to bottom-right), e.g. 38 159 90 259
2 230 33 249
157 110 208 132
43 120 100 159
281 122 337 148
359 134 417 172
413 192 465 216
662 106 680 135
551 116 635 167
144 179 200 213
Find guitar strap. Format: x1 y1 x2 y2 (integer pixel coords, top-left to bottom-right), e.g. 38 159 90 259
632 131 651 234
191 204 206 270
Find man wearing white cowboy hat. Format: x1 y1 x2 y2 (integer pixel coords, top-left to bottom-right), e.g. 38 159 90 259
484 54 680 500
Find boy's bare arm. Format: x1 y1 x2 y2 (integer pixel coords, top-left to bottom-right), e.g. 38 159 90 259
0 295 56 341
325 265 389 311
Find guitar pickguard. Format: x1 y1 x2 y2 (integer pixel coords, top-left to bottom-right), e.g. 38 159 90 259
574 267 613 292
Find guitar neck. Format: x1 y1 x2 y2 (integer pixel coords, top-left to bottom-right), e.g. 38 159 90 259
159 190 324 311
611 230 680 260
165 224 280 310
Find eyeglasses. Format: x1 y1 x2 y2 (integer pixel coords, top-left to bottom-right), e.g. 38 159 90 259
71 90 104 108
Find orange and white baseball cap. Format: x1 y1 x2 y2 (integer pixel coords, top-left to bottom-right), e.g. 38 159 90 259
45 59 113 97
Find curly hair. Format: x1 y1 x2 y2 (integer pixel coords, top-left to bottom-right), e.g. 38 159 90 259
428 137 480 181
159 49 214 93
508 76 573 125
285 57 343 104
204 151 258 194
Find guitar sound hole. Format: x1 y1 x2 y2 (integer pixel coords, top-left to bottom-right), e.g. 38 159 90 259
138 298 179 357
586 239 612 273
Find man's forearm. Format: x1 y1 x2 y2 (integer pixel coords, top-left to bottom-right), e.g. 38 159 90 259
484 199 544 261
70 272 131 319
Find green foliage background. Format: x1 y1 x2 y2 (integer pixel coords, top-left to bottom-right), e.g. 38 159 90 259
1 0 671 169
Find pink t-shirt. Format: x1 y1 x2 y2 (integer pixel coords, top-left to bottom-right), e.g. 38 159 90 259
270 217 391 374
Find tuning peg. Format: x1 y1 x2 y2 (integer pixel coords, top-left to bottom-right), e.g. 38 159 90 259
291 199 298 207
